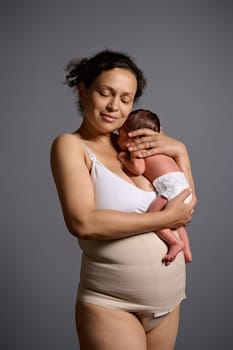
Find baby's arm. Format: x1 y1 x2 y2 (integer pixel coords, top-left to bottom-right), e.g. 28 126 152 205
118 151 146 175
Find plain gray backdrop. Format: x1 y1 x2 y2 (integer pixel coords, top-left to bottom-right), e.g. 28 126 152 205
1 0 232 349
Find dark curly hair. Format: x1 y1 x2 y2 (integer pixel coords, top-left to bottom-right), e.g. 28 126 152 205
124 109 161 132
64 49 146 111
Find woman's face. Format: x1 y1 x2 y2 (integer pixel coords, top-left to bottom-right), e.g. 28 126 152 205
79 68 137 133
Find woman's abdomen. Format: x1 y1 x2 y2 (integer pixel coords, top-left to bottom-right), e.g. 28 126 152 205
78 233 186 314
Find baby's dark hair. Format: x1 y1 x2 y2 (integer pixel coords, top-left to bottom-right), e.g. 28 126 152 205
64 49 146 102
124 109 161 132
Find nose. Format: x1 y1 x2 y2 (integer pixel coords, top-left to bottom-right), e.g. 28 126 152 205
107 97 118 111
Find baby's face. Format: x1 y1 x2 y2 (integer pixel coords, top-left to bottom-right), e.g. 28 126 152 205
117 125 130 150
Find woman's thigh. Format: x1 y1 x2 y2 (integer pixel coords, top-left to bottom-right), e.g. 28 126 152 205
146 305 180 350
76 302 147 350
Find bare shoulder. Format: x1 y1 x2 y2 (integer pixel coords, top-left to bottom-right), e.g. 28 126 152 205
51 133 84 158
51 133 83 151
50 133 87 172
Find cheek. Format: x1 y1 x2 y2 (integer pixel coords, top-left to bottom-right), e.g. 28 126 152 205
123 103 133 116
92 97 106 110
86 91 102 110
122 110 131 122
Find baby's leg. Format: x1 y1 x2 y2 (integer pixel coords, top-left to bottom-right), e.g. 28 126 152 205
156 228 184 265
148 195 167 212
149 197 184 265
177 227 192 263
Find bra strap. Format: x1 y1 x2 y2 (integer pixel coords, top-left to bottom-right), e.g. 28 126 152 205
82 143 96 162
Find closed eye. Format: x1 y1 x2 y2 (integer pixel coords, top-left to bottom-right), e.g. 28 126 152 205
99 90 110 97
121 97 132 104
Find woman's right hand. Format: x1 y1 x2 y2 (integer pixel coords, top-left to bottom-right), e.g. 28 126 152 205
163 188 197 229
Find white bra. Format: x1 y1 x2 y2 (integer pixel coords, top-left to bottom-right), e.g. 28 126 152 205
83 144 156 214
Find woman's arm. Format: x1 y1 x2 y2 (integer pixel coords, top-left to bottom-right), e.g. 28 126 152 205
127 129 196 197
50 134 195 241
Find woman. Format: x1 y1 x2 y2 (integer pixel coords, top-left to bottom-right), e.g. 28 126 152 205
50 50 196 350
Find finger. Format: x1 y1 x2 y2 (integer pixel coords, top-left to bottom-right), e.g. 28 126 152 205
127 136 150 146
127 137 159 151
128 148 158 158
178 188 193 203
128 128 158 138
185 214 193 226
127 142 149 151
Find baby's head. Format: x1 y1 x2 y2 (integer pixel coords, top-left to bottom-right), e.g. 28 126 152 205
118 109 160 149
125 109 160 132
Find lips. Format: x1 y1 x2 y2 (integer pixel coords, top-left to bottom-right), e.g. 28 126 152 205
101 113 118 122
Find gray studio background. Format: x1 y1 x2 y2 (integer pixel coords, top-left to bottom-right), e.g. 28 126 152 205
1 1 232 349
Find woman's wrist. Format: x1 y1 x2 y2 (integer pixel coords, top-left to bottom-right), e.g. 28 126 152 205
173 140 187 161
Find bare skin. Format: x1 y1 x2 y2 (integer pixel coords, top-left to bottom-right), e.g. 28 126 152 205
51 68 196 350
118 127 193 265
126 128 196 202
76 303 180 350
149 196 192 265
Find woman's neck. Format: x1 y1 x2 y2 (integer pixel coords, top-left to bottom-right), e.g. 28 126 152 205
76 123 116 147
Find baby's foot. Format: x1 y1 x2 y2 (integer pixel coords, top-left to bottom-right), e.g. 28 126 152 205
184 250 193 263
162 254 175 266
162 241 184 266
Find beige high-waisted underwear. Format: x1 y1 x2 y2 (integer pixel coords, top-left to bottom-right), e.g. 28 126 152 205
77 231 186 332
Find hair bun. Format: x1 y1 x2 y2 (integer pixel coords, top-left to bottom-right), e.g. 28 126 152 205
64 58 89 87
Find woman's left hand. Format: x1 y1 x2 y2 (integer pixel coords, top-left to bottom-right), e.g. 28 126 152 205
127 128 186 159
127 128 197 206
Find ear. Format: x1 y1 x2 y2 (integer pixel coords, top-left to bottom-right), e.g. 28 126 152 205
77 82 88 105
